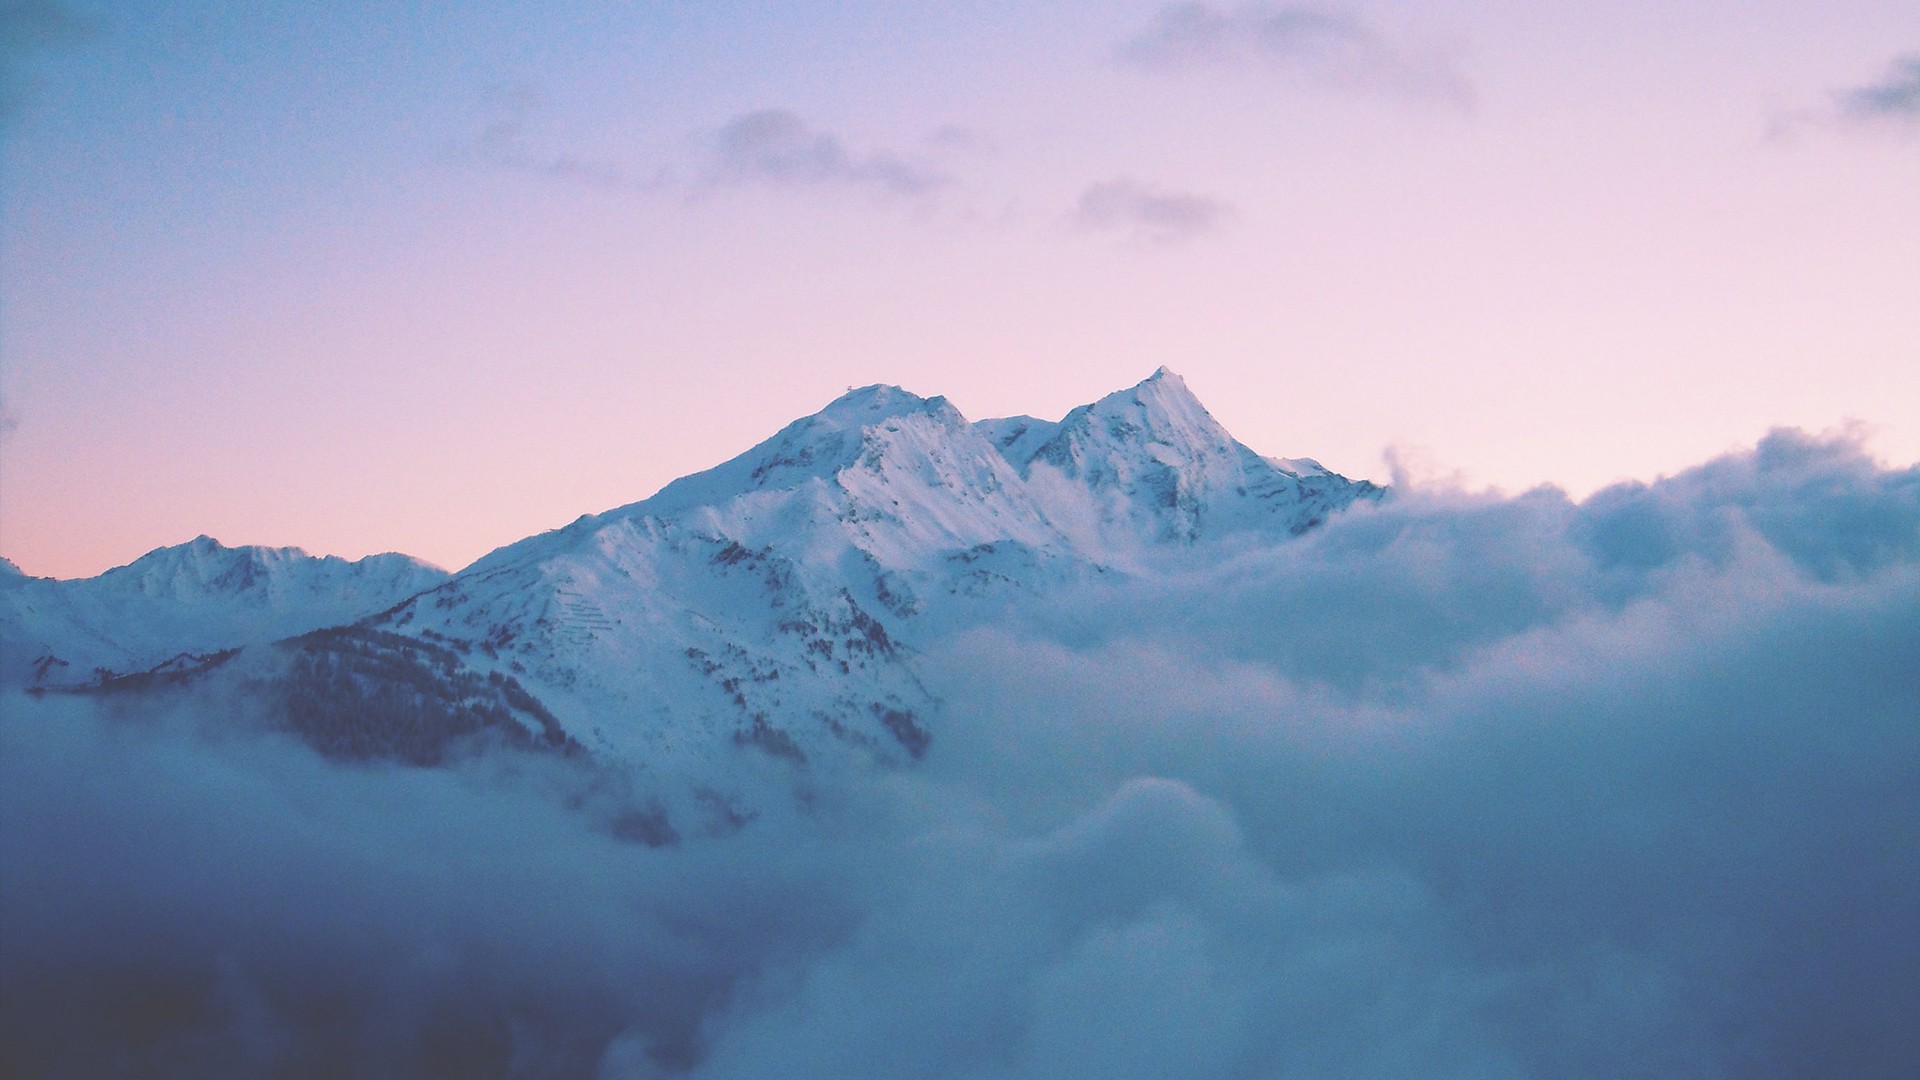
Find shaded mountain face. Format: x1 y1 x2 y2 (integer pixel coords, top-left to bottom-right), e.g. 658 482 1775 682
8 370 1380 818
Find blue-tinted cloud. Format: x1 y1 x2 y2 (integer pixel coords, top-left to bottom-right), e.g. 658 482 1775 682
1838 53 1920 123
456 81 665 191
701 109 944 198
1771 53 1920 139
1119 3 1473 105
455 99 941 201
1070 177 1233 246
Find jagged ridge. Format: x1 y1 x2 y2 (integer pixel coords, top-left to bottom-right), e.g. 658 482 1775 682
1 537 449 689
4 370 1382 833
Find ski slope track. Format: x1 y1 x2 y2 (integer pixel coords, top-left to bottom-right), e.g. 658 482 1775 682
5 370 1381 814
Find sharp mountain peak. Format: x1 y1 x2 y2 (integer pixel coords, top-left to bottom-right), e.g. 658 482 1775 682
5 368 1383 807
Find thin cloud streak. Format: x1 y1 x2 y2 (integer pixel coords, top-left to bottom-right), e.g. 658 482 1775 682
1117 2 1474 106
1070 178 1233 247
470 123 656 191
1839 53 1920 122
455 100 946 204
1769 52 1920 139
700 109 945 199
453 81 667 191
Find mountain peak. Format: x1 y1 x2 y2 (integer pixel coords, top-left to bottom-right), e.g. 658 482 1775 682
811 383 973 431
818 383 930 423
1117 370 1213 435
164 535 307 564
570 382 973 536
1007 368 1373 543
1136 365 1189 391
1029 367 1232 471
3 539 451 690
794 383 971 438
81 536 448 605
469 369 1378 575
127 536 293 574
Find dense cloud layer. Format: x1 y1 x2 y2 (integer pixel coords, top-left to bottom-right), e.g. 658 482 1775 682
4 429 1917 1078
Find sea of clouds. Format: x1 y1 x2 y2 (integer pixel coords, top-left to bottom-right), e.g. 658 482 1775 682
4 428 1916 1078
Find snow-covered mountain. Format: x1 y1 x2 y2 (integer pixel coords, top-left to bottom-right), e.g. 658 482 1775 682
0 536 448 688
348 369 1379 796
986 366 1372 547
7 370 1380 821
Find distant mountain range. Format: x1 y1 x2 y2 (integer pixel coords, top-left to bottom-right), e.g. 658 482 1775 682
3 370 1381 825
0 537 448 688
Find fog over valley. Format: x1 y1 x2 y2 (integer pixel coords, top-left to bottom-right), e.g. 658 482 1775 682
4 375 1915 1077
7 4 1917 1075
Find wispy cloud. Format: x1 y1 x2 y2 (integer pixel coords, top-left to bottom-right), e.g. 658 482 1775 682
1838 53 1920 123
1118 3 1472 105
1070 178 1232 247
924 123 993 155
457 99 947 207
699 109 945 199
455 81 666 191
1121 2 1357 68
1770 53 1920 140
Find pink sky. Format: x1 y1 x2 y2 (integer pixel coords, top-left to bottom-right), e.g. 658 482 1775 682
4 1 1917 578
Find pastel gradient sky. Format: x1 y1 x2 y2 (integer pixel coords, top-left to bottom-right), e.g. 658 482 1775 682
3 0 1916 578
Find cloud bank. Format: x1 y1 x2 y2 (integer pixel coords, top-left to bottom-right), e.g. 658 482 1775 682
3 429 1917 1077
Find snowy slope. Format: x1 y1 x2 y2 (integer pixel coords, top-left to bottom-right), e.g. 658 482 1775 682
356 370 1380 797
1010 367 1379 548
470 368 1375 584
0 536 449 688
15 370 1379 823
